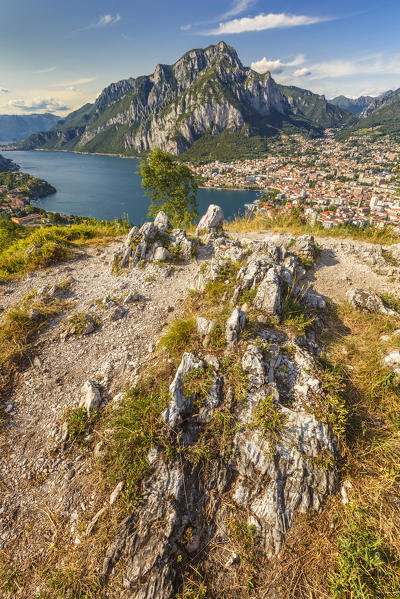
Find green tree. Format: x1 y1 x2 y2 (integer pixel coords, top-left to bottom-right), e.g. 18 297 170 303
138 148 198 227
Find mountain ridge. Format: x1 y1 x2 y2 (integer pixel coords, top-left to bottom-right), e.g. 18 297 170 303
0 113 60 142
21 42 354 158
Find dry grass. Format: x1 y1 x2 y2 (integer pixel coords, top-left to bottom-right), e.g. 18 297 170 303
226 212 400 245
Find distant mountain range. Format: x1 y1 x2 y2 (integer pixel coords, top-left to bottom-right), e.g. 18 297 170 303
337 88 400 141
18 42 400 159
329 95 376 115
20 42 355 160
0 113 60 142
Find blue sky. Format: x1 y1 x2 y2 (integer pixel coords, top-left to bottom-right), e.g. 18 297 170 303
1 0 400 115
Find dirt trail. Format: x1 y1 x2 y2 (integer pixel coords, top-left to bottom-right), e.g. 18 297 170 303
0 241 206 560
231 230 400 302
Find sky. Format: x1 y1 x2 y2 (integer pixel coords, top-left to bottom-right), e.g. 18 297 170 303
1 0 400 116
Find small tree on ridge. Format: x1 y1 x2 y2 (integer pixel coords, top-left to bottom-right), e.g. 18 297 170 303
138 148 198 228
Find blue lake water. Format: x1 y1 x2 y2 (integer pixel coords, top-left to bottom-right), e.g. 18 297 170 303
3 150 258 224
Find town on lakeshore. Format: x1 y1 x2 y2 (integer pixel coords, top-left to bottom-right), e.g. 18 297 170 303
192 132 400 231
0 169 71 226
1 130 399 231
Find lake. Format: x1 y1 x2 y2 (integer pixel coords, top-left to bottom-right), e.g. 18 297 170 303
3 150 258 224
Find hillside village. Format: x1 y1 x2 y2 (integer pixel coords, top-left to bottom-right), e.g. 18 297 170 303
193 132 400 231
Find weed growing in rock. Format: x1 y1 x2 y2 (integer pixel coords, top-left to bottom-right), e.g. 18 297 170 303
250 396 287 444
281 283 314 333
182 365 214 406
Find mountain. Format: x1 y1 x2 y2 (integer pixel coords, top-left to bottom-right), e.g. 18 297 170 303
21 42 353 159
279 86 355 127
0 153 19 172
0 113 60 142
360 90 395 117
329 95 375 115
338 88 400 140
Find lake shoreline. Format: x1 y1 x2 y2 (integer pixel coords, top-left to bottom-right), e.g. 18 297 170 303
3 150 258 223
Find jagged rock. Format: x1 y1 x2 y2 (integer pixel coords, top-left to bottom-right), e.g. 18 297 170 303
153 246 172 262
382 350 400 375
195 259 230 291
120 246 132 268
232 255 272 303
292 235 316 259
79 380 102 414
154 211 170 232
242 345 265 389
196 317 216 337
125 225 140 246
254 267 282 317
346 288 398 316
196 205 224 236
226 307 246 348
196 317 216 347
162 353 204 428
139 222 156 240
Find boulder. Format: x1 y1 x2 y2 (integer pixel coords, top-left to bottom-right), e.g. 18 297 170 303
153 246 172 262
346 288 398 316
196 316 216 338
162 353 204 428
382 350 400 375
254 267 282 318
139 222 156 240
79 380 102 414
226 307 246 349
154 211 170 232
242 345 265 389
195 205 224 236
120 245 132 268
292 235 316 259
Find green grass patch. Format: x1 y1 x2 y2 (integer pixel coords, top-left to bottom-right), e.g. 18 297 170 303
330 507 400 599
281 285 315 333
159 317 197 358
101 374 170 507
0 219 128 282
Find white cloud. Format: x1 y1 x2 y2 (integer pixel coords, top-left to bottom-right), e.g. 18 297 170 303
53 77 95 87
222 0 256 20
205 12 334 35
7 97 69 113
181 1 256 33
91 13 121 27
293 67 312 77
309 54 400 80
75 13 121 32
251 54 305 74
33 66 56 74
0 88 8 93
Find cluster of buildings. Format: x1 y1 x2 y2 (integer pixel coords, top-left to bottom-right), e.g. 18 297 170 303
0 173 70 226
191 132 400 230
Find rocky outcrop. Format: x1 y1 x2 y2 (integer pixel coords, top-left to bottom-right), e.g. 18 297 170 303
195 204 224 236
346 288 399 316
103 232 339 598
112 212 194 270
